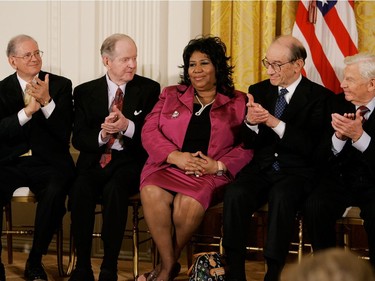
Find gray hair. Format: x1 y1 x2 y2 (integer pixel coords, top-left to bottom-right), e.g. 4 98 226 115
288 248 375 281
6 34 37 57
100 33 136 58
344 52 375 80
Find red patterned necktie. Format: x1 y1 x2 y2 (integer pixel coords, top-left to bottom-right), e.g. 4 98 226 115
99 87 124 168
358 105 370 124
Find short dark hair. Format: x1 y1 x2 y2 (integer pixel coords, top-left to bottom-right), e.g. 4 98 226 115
179 35 234 97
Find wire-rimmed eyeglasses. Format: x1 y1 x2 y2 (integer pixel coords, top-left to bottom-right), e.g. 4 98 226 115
12 50 44 61
262 58 295 72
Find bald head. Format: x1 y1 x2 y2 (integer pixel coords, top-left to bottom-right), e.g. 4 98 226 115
100 33 137 59
272 35 307 63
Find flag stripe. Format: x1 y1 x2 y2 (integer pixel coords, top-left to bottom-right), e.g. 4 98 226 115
324 5 357 56
292 0 358 94
292 25 322 85
294 1 341 92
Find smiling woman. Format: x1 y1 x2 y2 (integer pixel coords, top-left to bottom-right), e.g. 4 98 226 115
138 35 253 281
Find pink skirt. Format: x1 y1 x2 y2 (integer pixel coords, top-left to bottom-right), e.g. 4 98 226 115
140 166 230 210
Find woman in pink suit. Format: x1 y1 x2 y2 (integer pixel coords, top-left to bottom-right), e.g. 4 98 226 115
139 36 253 281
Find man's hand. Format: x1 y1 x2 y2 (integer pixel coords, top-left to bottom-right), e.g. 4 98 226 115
245 93 269 125
246 93 280 128
101 105 129 137
331 111 364 142
26 74 51 106
24 96 41 117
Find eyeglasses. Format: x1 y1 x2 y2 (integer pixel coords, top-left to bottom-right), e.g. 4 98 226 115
262 58 294 72
12 50 44 61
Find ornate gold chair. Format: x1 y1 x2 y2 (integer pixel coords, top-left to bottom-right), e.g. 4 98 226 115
2 187 65 276
337 206 369 260
65 193 157 279
187 203 310 267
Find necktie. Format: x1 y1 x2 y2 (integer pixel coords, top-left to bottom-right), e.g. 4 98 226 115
99 87 124 168
274 88 288 118
358 105 370 123
272 88 288 171
24 89 32 106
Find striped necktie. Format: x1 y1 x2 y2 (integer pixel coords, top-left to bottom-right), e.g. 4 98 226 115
99 87 124 168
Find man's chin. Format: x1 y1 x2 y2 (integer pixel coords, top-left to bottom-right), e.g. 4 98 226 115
343 92 352 102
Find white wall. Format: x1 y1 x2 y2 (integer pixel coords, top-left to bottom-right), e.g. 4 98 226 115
0 0 204 89
0 0 204 256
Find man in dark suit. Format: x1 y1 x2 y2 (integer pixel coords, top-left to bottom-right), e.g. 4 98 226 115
68 33 160 281
222 35 333 281
305 52 375 269
0 34 75 281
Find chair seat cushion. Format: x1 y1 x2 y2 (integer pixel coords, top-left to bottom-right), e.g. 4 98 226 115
12 187 35 197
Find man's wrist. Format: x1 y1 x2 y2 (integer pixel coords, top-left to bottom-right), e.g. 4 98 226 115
244 118 255 126
40 97 51 107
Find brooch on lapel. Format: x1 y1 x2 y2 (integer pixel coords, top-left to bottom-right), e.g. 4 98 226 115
172 111 179 118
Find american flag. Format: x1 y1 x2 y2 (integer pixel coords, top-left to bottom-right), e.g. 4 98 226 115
292 0 358 94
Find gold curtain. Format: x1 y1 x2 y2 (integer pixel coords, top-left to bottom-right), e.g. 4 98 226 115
211 1 375 93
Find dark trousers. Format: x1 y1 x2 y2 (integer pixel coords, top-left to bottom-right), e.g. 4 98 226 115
305 175 375 268
69 159 139 271
223 167 311 281
0 157 71 261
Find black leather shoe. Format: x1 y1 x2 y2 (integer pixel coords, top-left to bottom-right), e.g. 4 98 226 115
98 269 118 281
68 268 95 281
24 260 47 281
0 262 6 281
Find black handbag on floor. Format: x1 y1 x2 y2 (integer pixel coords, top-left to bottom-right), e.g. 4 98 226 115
188 252 226 281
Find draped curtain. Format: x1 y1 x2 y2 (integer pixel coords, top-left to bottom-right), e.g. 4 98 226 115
210 1 375 93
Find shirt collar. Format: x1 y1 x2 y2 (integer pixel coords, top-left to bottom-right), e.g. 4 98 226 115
278 75 302 103
105 73 126 96
17 73 38 92
357 97 375 117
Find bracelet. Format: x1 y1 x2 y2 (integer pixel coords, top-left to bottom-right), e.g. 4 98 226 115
216 161 225 176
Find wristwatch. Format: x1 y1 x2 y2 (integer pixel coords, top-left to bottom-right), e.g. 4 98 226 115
216 161 224 176
41 97 51 107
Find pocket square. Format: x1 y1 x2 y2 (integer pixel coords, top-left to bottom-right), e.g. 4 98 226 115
134 110 142 116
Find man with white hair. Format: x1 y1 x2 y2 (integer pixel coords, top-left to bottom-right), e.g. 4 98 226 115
0 34 75 281
305 52 375 270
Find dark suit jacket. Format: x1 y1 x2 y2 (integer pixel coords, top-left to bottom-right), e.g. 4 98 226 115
72 74 160 173
323 93 375 184
0 71 75 176
244 76 334 177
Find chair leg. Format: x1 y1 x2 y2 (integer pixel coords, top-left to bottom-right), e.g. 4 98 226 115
4 204 13 264
343 225 350 251
132 202 140 279
219 225 224 255
152 242 159 269
56 224 65 277
186 241 193 268
65 225 76 276
298 217 303 263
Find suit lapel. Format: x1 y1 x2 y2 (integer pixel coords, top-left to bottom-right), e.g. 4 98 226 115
89 76 110 118
8 73 25 110
364 107 375 133
263 85 278 115
123 81 142 118
282 79 309 121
